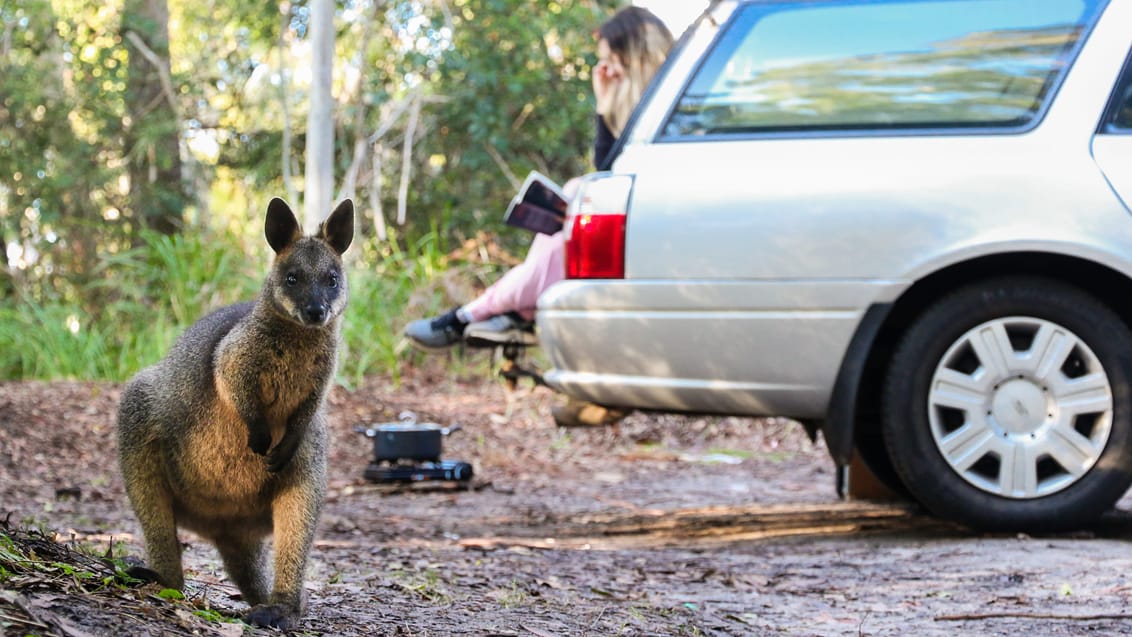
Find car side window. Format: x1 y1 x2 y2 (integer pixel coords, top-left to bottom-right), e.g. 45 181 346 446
1104 54 1132 132
665 0 1104 138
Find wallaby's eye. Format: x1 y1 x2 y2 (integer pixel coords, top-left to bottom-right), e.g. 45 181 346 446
285 273 298 286
327 273 339 289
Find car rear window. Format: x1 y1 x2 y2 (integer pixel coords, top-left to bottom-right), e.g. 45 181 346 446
665 0 1106 137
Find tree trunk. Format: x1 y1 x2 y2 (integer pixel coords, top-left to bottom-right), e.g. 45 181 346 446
123 0 184 235
277 4 299 207
304 0 335 230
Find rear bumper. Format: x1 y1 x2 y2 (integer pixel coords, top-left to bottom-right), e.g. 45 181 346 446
536 279 871 418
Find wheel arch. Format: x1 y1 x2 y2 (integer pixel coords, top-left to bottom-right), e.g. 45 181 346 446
824 251 1132 471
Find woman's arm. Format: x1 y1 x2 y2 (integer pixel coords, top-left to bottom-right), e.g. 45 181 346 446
593 114 616 170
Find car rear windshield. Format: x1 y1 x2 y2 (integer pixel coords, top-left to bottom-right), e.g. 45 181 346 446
665 0 1107 137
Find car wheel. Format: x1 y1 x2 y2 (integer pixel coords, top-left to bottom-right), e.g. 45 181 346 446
882 276 1132 531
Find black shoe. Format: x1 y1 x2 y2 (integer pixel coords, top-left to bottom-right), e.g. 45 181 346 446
404 308 467 350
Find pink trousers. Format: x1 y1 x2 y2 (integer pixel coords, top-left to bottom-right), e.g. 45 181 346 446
462 230 566 322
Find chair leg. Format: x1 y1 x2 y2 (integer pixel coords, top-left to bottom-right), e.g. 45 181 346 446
498 343 546 388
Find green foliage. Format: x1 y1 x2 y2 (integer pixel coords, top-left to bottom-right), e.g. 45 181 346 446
0 227 259 380
0 526 141 591
192 607 237 623
0 0 624 382
339 230 446 388
415 0 619 245
1 0 127 299
100 229 263 327
391 567 450 603
0 301 121 379
0 224 472 382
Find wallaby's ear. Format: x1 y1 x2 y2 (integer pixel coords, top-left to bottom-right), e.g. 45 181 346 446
265 198 302 254
321 199 354 256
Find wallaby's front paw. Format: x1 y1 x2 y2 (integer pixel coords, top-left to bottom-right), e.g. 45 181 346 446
246 603 299 631
247 427 272 455
266 433 300 473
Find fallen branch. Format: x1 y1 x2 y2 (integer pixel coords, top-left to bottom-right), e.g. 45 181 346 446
458 501 950 550
936 612 1132 621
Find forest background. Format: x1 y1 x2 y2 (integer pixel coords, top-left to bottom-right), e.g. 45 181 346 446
0 0 650 385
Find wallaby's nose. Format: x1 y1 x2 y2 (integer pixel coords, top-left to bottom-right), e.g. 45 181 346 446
304 304 328 324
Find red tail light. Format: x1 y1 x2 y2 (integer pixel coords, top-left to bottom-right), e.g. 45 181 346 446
566 213 625 279
564 175 633 280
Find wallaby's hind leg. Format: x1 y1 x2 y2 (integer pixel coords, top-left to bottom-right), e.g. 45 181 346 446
118 381 185 591
214 532 271 606
119 442 184 590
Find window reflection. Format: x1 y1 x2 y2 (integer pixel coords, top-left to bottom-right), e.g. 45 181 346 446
667 0 1101 136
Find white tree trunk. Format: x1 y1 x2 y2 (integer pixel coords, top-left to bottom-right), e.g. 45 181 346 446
371 144 387 241
396 94 420 225
277 6 298 207
304 0 335 229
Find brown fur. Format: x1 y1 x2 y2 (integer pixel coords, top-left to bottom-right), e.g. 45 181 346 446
117 198 354 630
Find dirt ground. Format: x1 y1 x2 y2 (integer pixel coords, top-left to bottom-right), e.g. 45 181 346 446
4 370 1132 636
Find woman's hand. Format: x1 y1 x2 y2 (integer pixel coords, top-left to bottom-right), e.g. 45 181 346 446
593 55 624 116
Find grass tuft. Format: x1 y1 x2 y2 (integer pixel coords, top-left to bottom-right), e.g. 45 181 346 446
0 226 500 385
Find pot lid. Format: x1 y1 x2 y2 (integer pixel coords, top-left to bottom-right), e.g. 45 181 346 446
371 422 445 432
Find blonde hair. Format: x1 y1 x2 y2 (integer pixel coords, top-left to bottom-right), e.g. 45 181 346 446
597 8 675 137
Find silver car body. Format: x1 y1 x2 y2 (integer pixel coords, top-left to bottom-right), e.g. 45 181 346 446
538 0 1132 438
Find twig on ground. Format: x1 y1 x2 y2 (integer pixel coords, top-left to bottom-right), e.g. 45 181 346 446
936 611 1131 621
588 605 609 628
0 607 50 630
858 610 871 635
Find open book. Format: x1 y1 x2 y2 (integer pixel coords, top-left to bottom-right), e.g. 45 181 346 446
503 171 568 235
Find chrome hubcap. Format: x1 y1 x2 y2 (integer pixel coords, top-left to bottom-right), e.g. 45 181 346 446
989 378 1049 437
928 317 1111 499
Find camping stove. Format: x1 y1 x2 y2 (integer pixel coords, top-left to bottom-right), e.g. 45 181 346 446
357 412 473 484
362 459 474 484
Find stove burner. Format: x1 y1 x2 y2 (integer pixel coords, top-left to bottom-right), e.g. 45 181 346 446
363 460 474 484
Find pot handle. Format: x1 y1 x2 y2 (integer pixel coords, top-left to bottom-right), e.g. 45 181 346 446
441 424 462 436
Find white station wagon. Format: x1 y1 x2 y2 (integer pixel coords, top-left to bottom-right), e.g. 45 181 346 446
536 0 1132 530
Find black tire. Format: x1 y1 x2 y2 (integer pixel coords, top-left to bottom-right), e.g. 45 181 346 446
882 276 1132 531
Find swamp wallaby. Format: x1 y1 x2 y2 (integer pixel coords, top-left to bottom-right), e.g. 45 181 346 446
117 197 353 630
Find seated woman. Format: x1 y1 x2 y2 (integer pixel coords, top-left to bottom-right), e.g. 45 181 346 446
404 6 674 425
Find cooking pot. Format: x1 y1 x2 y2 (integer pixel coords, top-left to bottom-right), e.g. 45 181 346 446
356 416 461 462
